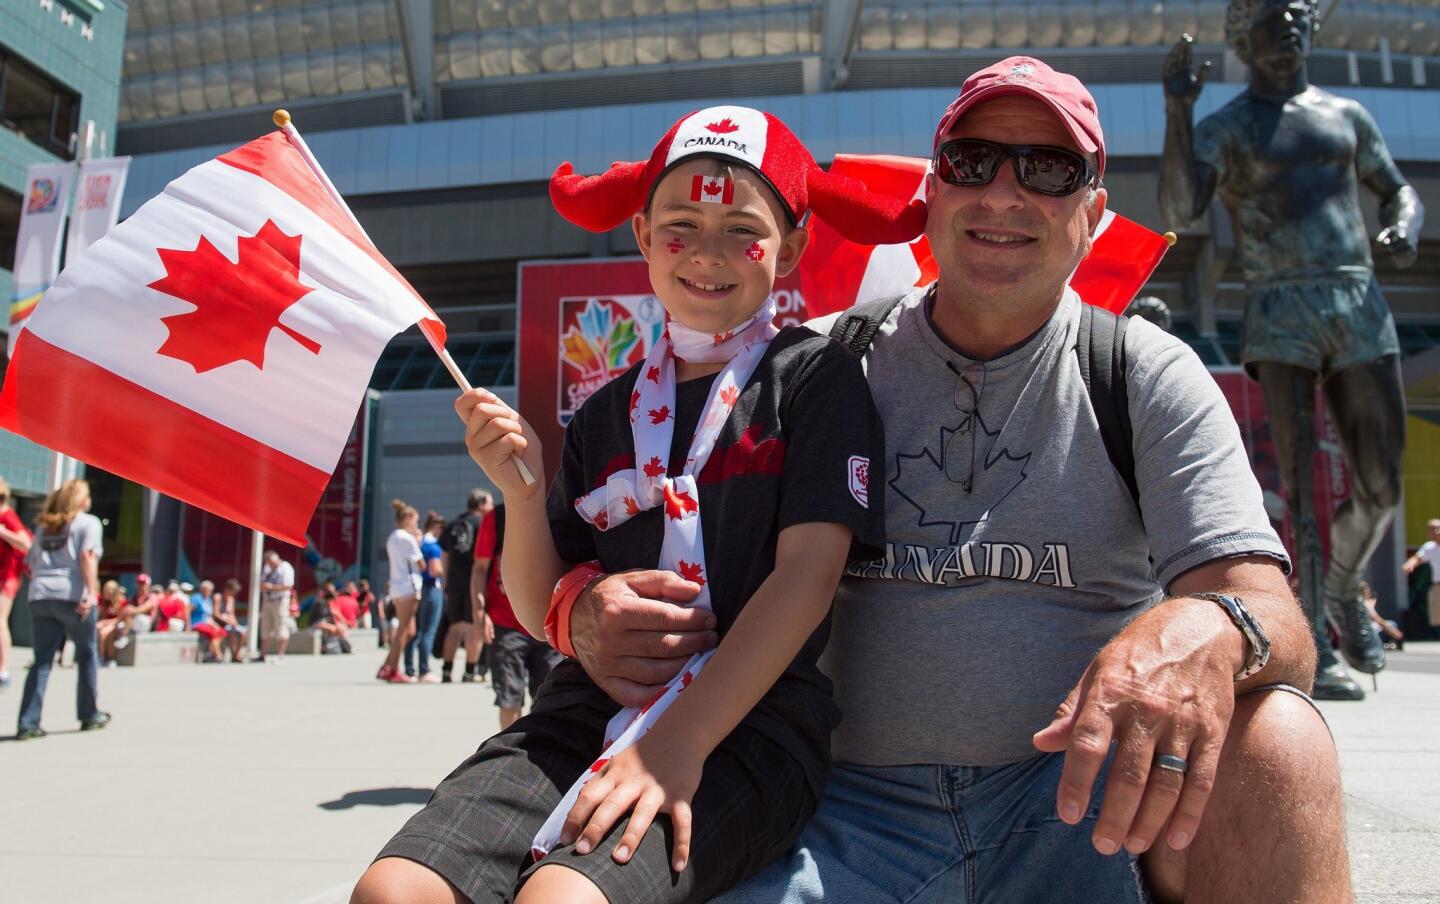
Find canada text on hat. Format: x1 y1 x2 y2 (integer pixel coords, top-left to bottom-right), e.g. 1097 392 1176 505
549 105 926 246
933 56 1106 177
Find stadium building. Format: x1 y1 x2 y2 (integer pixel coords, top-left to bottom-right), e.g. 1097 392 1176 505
11 0 1440 601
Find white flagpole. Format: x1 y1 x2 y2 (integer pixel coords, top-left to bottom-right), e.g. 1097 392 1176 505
269 110 535 487
247 529 263 657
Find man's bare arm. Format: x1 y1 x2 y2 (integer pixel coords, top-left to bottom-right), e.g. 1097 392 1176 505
1035 555 1306 858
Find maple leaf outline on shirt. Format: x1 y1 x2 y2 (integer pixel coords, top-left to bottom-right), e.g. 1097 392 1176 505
888 409 1031 546
149 219 322 374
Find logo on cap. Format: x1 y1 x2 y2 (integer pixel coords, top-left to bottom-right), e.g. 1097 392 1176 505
706 118 740 134
1010 62 1035 79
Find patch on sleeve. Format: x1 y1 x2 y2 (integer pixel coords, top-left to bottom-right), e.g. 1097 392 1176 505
848 456 870 509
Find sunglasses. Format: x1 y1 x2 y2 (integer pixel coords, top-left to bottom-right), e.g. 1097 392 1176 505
934 138 1096 197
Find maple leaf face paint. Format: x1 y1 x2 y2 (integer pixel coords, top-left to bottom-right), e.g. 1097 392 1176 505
667 237 685 254
745 241 765 262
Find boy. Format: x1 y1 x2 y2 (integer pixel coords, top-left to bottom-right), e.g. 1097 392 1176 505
359 106 922 904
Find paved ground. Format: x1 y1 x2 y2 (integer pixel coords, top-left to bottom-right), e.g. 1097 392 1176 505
1 642 1437 904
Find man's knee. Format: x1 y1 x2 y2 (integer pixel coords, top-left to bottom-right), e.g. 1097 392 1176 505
1216 689 1342 832
352 857 464 904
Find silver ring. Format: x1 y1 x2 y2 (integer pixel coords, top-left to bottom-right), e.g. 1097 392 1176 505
1155 754 1188 775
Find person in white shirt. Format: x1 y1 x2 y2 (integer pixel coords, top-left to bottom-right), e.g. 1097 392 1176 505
259 550 296 662
377 500 424 684
1402 518 1440 627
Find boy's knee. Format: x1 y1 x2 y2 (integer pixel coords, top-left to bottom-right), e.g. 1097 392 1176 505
353 857 461 904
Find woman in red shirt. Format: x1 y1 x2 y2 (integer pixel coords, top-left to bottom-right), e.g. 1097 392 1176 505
0 477 33 688
154 581 189 632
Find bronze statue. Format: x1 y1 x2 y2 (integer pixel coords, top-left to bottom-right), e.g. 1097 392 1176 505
1160 0 1424 700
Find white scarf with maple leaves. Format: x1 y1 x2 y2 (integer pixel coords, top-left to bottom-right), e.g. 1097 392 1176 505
531 298 778 859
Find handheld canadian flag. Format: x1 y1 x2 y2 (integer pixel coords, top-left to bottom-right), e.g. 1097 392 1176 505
799 154 1173 318
0 120 451 545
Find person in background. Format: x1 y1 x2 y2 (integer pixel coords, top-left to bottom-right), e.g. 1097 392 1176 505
111 573 156 657
154 581 189 633
16 479 108 739
259 550 296 663
1402 518 1440 630
212 579 247 662
439 489 494 683
97 580 128 667
0 476 32 689
330 583 362 632
376 501 423 683
188 580 215 628
311 588 355 654
1359 581 1404 651
409 511 447 683
356 579 382 643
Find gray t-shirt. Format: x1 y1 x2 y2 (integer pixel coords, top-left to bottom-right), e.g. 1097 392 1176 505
26 512 103 603
812 289 1288 767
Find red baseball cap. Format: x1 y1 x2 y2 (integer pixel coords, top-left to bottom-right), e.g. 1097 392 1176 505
932 56 1106 178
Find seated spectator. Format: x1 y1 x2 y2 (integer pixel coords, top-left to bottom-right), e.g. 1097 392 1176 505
1362 581 1405 651
311 589 353 654
211 579 246 662
97 580 128 666
154 581 188 632
113 574 157 650
330 584 361 629
188 580 215 628
356 578 381 641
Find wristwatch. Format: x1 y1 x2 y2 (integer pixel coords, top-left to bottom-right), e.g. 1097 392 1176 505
1191 592 1271 681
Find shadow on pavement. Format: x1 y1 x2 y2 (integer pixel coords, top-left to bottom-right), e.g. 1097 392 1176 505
318 787 433 810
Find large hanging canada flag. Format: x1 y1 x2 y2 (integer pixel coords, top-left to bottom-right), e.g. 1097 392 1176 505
0 130 446 545
799 154 1171 317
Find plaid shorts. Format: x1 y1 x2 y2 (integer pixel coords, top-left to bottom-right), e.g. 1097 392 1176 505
376 666 818 903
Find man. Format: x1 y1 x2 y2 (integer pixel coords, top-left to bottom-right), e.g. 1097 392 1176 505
438 489 493 682
258 549 295 663
471 504 562 730
1160 0 1423 699
556 59 1348 902
1402 518 1440 629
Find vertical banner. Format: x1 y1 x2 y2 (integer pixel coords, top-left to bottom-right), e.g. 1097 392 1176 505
65 156 131 258
9 162 75 356
518 258 807 480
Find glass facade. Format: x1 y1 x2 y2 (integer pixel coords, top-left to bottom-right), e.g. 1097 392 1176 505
120 0 409 122
0 48 82 159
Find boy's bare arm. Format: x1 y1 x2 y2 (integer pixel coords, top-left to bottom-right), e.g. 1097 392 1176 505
494 495 565 639
647 520 851 756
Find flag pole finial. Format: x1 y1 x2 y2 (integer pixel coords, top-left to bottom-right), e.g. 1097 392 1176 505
272 109 291 128
1163 231 1178 247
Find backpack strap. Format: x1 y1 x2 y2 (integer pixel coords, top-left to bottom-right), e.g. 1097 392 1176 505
1077 303 1140 514
828 294 909 356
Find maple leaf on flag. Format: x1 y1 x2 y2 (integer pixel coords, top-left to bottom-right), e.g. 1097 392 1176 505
630 390 641 413
646 366 661 383
664 485 699 520
677 560 706 586
680 670 694 688
150 219 322 374
712 330 735 345
706 118 740 134
588 757 610 774
623 496 641 516
703 180 723 198
718 386 739 407
643 456 666 479
649 405 671 425
594 510 609 530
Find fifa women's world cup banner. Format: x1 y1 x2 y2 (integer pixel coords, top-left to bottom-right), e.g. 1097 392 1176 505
517 259 808 480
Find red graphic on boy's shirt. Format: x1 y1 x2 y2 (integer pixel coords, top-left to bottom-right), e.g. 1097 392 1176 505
648 405 671 425
698 425 786 485
642 456 666 479
745 242 765 262
706 118 739 134
667 238 685 254
664 485 699 520
677 560 706 586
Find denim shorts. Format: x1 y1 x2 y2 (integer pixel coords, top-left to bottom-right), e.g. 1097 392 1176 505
714 751 1149 904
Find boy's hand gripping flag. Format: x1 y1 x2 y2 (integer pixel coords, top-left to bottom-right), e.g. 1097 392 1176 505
799 154 1173 318
0 117 464 545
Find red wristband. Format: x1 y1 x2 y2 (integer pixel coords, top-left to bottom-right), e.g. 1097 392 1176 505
545 561 604 658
